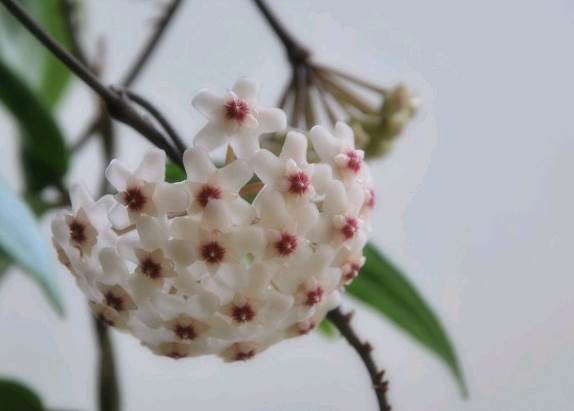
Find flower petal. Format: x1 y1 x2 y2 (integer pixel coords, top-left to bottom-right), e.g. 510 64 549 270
230 134 259 159
136 216 168 250
194 122 228 152
323 180 348 215
256 107 287 133
135 148 166 183
232 78 259 102
69 183 94 212
251 149 282 185
153 182 189 214
192 89 224 119
183 146 217 183
334 121 355 147
217 159 253 193
105 159 132 191
310 125 340 162
279 131 308 164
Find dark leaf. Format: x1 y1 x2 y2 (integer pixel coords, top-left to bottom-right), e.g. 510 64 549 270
0 379 44 411
347 243 467 396
0 58 69 192
0 0 75 106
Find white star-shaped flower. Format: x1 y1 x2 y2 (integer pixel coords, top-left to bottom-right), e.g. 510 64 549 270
310 122 367 183
252 131 332 204
192 78 287 159
183 146 253 230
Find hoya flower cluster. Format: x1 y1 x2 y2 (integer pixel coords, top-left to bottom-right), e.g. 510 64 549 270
51 78 375 362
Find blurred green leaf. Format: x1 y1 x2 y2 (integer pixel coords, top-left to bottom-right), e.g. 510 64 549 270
0 379 44 411
0 250 10 285
0 0 74 106
0 58 69 192
38 0 74 106
0 178 64 315
347 243 467 396
165 162 186 183
317 318 337 338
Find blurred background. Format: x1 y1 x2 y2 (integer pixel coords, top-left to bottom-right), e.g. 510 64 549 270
1 0 573 410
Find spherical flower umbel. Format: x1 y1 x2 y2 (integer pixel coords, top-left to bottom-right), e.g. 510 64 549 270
51 79 374 362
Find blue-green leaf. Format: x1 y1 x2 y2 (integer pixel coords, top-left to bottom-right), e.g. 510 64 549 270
0 58 69 192
0 379 44 411
0 179 64 315
347 243 467 396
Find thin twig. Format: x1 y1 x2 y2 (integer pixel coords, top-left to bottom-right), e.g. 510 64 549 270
327 308 391 411
93 317 120 411
315 64 388 95
252 0 308 65
122 89 187 155
0 0 183 167
120 0 184 87
60 0 91 67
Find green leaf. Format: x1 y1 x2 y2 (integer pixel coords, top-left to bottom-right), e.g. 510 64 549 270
0 58 70 192
0 379 44 411
347 243 467 396
165 162 186 183
0 0 74 106
0 250 10 285
317 318 338 338
38 0 74 106
0 178 64 315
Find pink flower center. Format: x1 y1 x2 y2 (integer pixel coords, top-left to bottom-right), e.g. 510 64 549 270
343 263 362 282
201 241 225 264
287 170 310 195
274 232 298 257
231 303 256 323
104 292 124 311
196 184 221 208
298 321 316 335
224 98 250 123
341 216 359 240
365 188 376 209
140 257 162 279
343 149 362 173
68 219 86 244
123 187 147 212
305 286 324 307
174 324 197 340
235 350 256 361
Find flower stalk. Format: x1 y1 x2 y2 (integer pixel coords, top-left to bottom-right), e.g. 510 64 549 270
252 0 417 160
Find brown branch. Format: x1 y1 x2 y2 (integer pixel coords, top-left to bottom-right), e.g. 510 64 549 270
93 317 120 411
327 307 391 411
252 0 309 65
0 0 183 168
122 89 187 155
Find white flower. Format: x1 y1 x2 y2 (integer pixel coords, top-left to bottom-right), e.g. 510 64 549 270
192 78 287 159
252 130 332 203
52 79 375 363
310 122 366 183
105 148 187 229
183 147 253 229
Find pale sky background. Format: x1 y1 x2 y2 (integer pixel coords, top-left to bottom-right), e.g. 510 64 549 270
1 0 573 410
